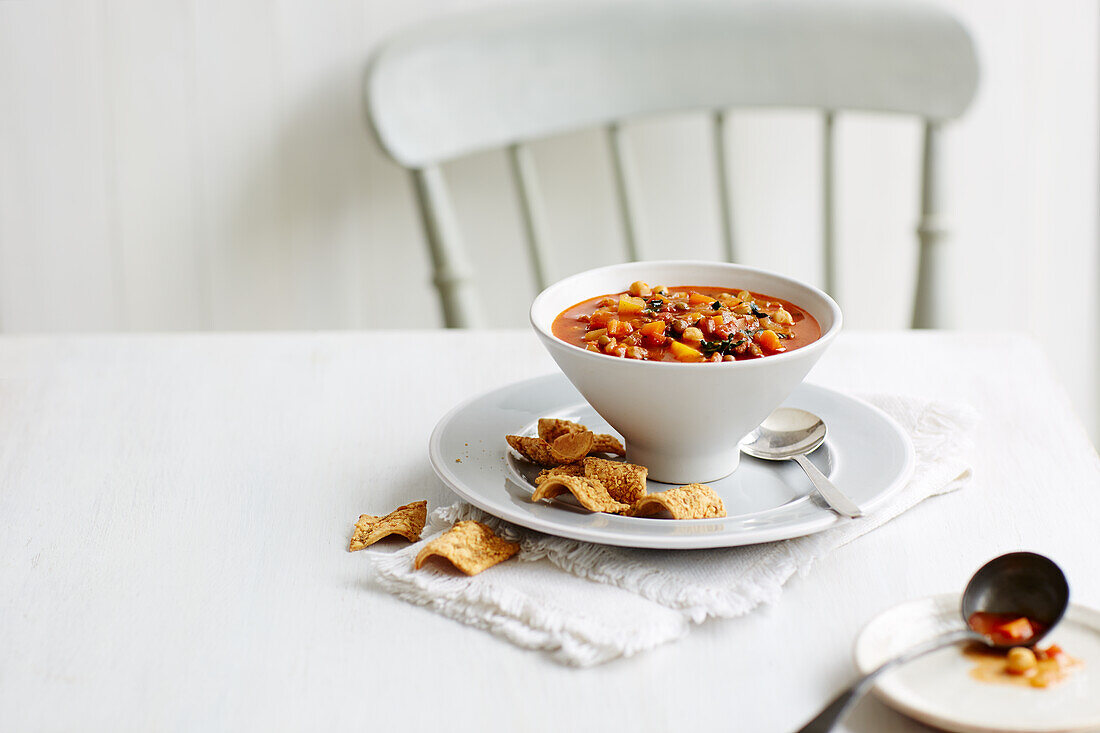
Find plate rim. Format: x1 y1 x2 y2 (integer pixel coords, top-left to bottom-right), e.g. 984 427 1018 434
854 592 1100 733
428 373 915 549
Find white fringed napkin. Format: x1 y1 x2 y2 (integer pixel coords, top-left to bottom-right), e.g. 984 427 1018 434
368 394 978 666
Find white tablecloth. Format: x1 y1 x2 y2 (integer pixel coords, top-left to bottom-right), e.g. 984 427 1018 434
1 331 1097 732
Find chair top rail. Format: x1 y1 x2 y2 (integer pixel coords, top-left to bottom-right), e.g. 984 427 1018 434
366 0 979 168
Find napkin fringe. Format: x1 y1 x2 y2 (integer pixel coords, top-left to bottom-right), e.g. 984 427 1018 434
435 503 800 623
368 527 688 666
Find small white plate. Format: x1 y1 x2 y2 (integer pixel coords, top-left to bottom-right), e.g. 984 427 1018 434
428 373 914 549
855 594 1100 733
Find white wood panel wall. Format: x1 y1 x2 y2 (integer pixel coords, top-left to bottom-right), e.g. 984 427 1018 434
0 0 1097 442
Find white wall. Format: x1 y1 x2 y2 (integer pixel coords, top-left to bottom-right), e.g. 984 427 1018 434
0 0 1097 443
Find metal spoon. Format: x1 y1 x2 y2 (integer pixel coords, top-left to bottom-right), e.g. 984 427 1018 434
796 552 1070 733
740 408 862 518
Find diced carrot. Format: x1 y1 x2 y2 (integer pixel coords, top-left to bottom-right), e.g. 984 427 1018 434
997 617 1035 641
639 321 666 337
755 329 785 353
687 292 712 305
606 319 633 337
618 295 645 315
712 314 724 326
669 340 704 362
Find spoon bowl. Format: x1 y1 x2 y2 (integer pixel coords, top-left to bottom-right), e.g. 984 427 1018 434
962 551 1070 649
740 407 827 460
740 407 862 517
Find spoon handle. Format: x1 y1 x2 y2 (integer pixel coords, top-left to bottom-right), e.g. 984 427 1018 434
791 453 863 518
795 628 978 732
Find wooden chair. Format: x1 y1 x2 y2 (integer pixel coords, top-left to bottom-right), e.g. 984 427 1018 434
364 0 978 328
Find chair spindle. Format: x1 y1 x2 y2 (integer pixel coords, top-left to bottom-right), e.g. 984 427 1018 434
508 143 552 292
412 166 482 328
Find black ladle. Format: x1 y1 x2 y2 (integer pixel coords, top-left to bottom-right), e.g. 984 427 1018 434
796 552 1069 733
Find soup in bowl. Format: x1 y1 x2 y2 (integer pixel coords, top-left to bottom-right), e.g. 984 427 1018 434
530 261 842 483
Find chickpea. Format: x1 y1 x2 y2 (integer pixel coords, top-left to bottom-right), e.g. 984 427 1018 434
628 281 652 297
682 327 704 343
653 285 668 296
722 355 736 362
1006 647 1037 675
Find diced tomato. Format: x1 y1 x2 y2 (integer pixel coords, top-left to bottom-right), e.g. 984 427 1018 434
589 310 614 328
997 617 1035 641
1035 644 1063 661
606 318 633 337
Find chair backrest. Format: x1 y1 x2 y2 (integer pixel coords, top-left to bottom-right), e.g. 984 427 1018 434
365 0 979 328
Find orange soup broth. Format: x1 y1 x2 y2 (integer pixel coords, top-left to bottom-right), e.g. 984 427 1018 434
552 286 821 363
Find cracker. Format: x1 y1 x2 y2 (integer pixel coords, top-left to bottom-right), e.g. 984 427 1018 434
535 463 585 484
549 430 594 463
591 433 626 456
506 434 560 466
583 457 647 504
537 417 585 443
537 418 625 456
348 500 427 551
531 475 631 514
413 520 519 575
628 484 726 519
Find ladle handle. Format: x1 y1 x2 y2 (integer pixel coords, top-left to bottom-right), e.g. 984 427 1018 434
792 453 862 518
794 628 979 733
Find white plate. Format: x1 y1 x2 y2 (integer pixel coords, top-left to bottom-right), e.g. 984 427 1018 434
855 594 1100 733
428 373 914 549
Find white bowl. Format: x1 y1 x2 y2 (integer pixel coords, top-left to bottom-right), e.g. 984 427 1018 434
530 261 842 483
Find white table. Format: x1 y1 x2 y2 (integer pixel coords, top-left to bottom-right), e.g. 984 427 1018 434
1 331 1097 732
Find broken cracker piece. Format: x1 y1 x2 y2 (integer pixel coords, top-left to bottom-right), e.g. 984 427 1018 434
413 521 519 575
549 430 594 463
531 475 631 514
629 484 726 519
537 417 625 457
583 457 647 504
591 433 626 456
349 500 428 551
537 417 585 443
506 434 560 466
535 463 585 484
